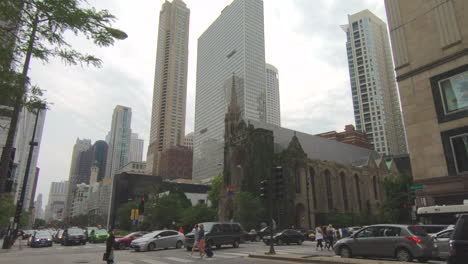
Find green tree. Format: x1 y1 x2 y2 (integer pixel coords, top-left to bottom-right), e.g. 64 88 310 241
69 214 89 227
116 201 138 231
180 204 217 230
145 191 192 230
379 174 413 224
0 194 16 228
233 192 265 231
33 218 46 228
207 174 222 209
0 0 127 192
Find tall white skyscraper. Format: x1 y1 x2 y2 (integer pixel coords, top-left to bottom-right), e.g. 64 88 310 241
34 193 44 219
193 0 267 181
129 133 144 162
13 108 46 211
45 181 68 221
105 105 132 179
147 0 190 175
341 10 407 156
265 63 280 126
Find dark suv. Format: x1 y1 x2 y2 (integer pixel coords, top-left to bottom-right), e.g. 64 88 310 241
62 228 87 246
447 214 468 264
184 222 244 251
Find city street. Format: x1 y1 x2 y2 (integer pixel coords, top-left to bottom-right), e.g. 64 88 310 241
0 240 446 264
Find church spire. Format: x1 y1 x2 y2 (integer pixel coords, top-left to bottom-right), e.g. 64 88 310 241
228 73 240 113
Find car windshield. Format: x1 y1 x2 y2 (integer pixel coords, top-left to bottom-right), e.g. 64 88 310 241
36 232 51 239
408 226 428 237
68 229 84 235
201 223 215 232
96 230 107 235
57 230 63 236
124 232 138 238
142 231 160 238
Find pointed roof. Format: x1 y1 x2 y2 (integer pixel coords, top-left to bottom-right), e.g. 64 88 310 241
228 73 240 113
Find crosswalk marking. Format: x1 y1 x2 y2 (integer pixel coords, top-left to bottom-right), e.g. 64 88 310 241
139 259 168 264
211 254 235 259
164 257 193 263
221 252 249 256
116 262 133 264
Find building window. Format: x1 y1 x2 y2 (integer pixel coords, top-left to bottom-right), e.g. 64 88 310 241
324 170 333 210
441 126 468 175
340 172 349 211
373 176 378 200
354 174 362 212
431 64 468 123
309 168 317 209
295 168 301 193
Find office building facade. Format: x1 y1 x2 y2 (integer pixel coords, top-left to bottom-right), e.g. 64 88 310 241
193 0 267 181
45 181 68 221
129 133 144 163
341 9 407 156
385 0 468 206
147 0 190 175
266 63 281 126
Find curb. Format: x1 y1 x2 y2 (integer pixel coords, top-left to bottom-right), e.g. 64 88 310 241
248 254 411 264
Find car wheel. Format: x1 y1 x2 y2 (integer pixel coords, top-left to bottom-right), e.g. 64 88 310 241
255 235 261 242
82 241 86 245
175 241 183 249
233 240 240 248
186 247 192 251
148 243 155 251
118 243 126 250
216 244 221 249
417 258 428 263
339 246 352 258
297 239 303 245
395 248 412 262
277 239 283 246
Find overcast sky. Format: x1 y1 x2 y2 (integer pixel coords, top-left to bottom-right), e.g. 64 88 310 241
30 0 388 208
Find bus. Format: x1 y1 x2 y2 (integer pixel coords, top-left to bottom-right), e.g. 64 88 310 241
417 203 468 225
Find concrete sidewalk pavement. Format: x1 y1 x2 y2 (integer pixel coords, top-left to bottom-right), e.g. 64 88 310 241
248 253 411 264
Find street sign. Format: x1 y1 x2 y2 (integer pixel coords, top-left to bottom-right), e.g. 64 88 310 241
410 184 425 190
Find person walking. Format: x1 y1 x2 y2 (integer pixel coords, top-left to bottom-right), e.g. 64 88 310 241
179 226 184 234
325 224 335 250
315 226 324 251
198 224 206 259
105 229 115 264
190 224 199 257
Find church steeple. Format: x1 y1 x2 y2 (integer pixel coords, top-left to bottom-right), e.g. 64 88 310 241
228 73 240 114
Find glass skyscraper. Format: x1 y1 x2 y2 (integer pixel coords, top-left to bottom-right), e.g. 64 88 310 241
193 0 267 181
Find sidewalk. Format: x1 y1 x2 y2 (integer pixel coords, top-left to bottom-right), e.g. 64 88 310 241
248 253 409 264
0 238 24 253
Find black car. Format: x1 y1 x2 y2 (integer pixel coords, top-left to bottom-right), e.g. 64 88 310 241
184 222 244 251
53 230 64 244
447 214 468 264
62 228 87 246
30 231 53 248
263 229 305 245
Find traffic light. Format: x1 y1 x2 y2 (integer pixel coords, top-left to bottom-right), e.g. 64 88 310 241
139 198 145 214
260 180 269 199
274 167 285 199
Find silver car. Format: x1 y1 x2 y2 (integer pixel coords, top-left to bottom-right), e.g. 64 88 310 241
432 228 453 259
334 224 436 262
130 230 184 252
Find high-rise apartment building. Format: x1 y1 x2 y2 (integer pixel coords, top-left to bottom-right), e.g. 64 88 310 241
193 0 267 181
34 193 44 219
92 140 108 182
105 105 132 179
341 9 407 156
129 133 144 163
266 63 281 126
44 181 68 221
385 0 468 206
147 0 190 175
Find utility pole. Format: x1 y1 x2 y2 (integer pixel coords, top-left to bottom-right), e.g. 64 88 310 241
267 169 276 255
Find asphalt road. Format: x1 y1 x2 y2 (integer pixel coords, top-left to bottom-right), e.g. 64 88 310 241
0 240 445 264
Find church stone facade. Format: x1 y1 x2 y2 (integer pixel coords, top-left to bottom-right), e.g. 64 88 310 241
219 79 401 229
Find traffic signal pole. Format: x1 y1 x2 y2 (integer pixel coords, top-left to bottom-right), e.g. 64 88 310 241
267 170 276 255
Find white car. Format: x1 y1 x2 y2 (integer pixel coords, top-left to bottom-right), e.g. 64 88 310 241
130 230 185 252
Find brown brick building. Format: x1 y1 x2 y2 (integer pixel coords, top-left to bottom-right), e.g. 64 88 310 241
316 125 374 150
158 146 192 180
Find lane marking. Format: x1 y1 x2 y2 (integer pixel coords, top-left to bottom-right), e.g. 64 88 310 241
221 252 249 256
139 259 169 264
164 257 193 263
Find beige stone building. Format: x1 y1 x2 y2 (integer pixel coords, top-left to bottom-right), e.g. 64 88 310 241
147 0 190 176
385 0 468 206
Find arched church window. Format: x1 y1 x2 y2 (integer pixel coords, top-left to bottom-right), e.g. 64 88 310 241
324 170 333 210
340 172 349 211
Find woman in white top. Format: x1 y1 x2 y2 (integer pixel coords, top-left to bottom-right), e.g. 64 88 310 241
190 224 199 257
315 226 324 251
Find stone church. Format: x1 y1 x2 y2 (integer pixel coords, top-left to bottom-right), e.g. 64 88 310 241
219 77 402 229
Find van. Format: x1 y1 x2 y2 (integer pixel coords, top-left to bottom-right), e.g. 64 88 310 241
184 222 244 251
447 214 468 264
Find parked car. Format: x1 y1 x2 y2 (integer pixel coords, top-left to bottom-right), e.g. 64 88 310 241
22 230 35 240
432 228 453 259
257 226 272 239
114 231 148 250
89 229 108 243
130 230 184 252
417 225 449 235
62 228 87 246
53 230 64 244
30 231 53 248
244 229 261 242
447 214 468 264
334 224 436 262
184 222 244 251
263 229 305 245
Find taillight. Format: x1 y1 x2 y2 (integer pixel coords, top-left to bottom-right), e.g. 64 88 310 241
405 236 422 244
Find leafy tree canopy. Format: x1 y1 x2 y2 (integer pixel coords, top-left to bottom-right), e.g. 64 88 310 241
207 173 222 209
233 192 265 231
